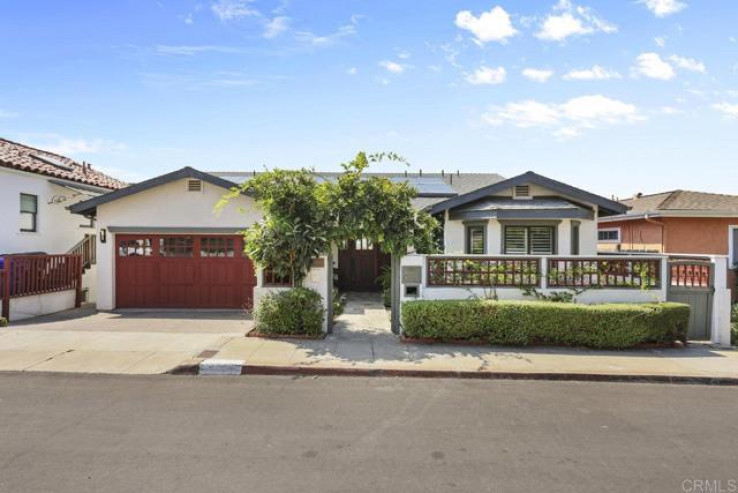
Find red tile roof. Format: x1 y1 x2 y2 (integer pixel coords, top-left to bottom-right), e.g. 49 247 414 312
0 137 126 190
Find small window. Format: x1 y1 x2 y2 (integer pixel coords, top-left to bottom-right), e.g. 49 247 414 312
160 237 194 257
465 225 486 254
504 225 555 255
513 185 531 199
200 237 236 258
187 179 203 192
598 229 620 242
119 238 153 257
20 193 38 232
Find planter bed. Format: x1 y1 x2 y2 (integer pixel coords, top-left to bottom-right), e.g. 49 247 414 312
247 329 326 340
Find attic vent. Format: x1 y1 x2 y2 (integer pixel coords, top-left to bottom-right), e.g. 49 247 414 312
513 185 531 199
187 179 203 192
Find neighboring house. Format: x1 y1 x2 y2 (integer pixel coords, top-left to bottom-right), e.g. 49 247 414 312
597 190 738 299
69 166 627 312
0 138 124 255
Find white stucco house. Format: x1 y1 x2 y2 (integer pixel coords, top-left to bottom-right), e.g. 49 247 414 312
67 165 631 316
0 138 124 319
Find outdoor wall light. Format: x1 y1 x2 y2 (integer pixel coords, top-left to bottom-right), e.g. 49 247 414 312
100 228 107 244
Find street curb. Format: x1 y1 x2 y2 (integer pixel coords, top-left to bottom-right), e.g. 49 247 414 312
168 363 738 385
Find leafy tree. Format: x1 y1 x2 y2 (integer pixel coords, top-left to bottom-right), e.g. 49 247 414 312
219 152 439 287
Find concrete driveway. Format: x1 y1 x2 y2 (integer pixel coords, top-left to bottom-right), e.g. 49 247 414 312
0 305 253 374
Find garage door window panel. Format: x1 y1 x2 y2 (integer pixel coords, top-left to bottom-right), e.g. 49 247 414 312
201 237 236 258
119 238 153 257
160 237 194 257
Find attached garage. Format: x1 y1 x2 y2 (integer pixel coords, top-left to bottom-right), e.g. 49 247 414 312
69 167 264 311
116 234 255 309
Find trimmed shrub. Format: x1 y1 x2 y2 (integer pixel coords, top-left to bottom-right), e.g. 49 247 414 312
255 287 325 336
731 303 737 346
0 317 7 328
402 300 690 349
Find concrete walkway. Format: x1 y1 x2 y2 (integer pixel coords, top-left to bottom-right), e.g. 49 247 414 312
211 293 738 381
0 305 253 374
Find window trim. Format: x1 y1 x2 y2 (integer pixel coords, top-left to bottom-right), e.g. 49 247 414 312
501 223 557 255
20 193 38 233
464 221 487 255
598 227 621 243
729 225 738 268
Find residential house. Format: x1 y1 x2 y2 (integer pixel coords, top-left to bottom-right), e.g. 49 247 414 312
597 190 738 299
0 138 124 318
68 167 627 312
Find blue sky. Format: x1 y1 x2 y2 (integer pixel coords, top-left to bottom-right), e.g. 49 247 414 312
1 0 737 198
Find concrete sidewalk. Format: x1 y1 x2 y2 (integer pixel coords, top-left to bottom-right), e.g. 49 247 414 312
203 293 738 382
0 306 253 374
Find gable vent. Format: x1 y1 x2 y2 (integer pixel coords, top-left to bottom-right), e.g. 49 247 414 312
187 179 203 192
513 185 531 199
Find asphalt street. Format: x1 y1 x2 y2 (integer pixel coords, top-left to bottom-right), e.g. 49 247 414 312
0 373 736 493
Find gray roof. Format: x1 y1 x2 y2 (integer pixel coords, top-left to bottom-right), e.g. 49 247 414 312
429 171 627 217
449 198 593 221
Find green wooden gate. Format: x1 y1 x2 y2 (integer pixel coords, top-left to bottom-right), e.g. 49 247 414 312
667 259 714 340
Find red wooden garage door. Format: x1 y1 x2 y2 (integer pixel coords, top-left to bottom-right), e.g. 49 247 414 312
115 234 256 309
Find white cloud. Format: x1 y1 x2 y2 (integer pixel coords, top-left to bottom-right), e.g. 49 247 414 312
263 16 289 39
632 52 675 80
0 109 18 118
536 0 616 42
654 36 666 47
522 68 554 83
210 0 258 21
713 103 738 119
660 106 684 115
346 67 358 75
454 6 518 45
396 50 411 60
43 137 127 156
295 15 360 47
668 55 706 73
466 66 507 85
563 65 621 80
482 94 641 137
641 0 687 17
379 60 406 74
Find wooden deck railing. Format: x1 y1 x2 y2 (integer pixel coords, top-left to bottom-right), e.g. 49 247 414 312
547 257 661 289
68 234 97 269
427 257 542 287
423 255 663 290
1 254 83 320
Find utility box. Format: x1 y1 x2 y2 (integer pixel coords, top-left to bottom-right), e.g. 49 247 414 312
401 266 422 285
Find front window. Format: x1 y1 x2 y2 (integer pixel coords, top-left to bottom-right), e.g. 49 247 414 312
20 193 38 232
504 225 555 255
598 228 620 242
465 225 485 254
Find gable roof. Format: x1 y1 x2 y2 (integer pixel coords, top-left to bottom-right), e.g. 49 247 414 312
428 171 628 217
621 190 738 214
69 167 240 216
0 137 125 190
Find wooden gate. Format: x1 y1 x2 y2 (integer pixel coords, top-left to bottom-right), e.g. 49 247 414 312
667 258 714 340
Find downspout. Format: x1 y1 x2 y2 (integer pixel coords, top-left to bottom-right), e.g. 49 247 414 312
644 213 666 253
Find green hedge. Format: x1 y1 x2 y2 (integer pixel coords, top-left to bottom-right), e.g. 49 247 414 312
0 317 7 328
255 287 325 336
402 300 690 349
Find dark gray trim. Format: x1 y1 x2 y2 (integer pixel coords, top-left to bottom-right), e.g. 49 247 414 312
449 208 592 221
107 226 244 234
429 171 627 217
463 221 487 254
571 220 580 255
69 167 245 216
